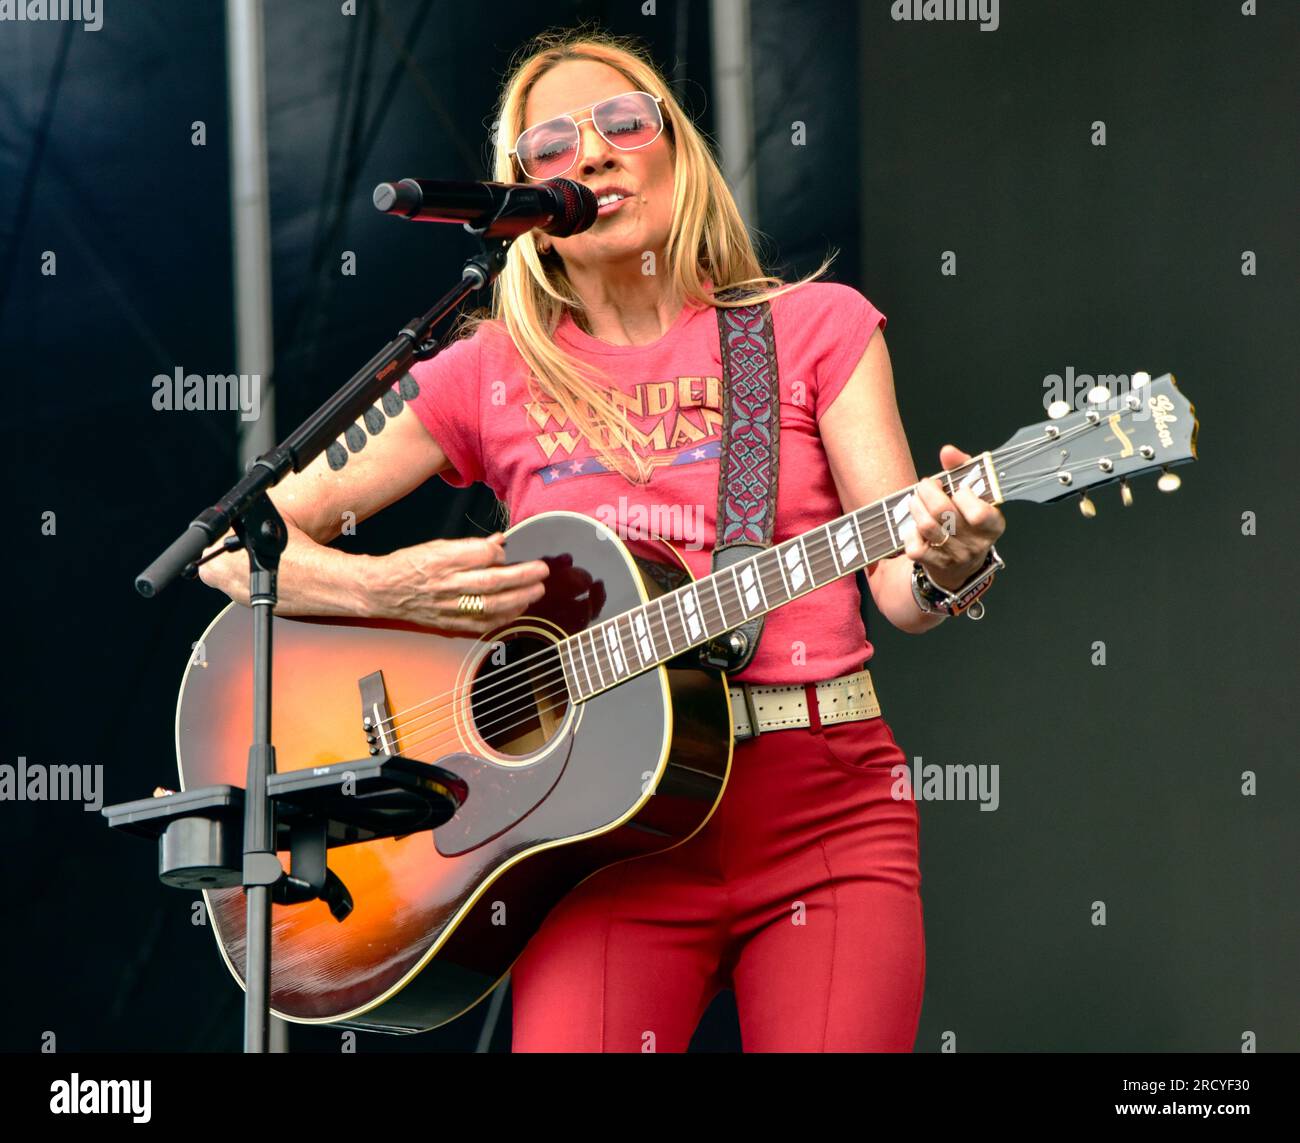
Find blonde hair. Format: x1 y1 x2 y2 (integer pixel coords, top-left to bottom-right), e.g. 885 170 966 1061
456 24 837 492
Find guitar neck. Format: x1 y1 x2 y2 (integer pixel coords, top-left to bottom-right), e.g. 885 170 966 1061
559 452 1003 701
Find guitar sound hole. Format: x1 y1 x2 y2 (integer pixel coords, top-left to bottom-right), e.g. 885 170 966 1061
469 632 569 759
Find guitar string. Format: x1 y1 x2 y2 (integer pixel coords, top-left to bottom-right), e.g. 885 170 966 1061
375 418 1113 744
378 435 1132 758
374 427 1085 738
389 477 976 749
389 462 1132 764
384 458 1126 762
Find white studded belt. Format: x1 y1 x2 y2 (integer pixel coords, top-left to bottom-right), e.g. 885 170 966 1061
729 668 881 741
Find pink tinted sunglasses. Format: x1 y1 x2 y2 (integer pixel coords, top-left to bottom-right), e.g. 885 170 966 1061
508 90 666 180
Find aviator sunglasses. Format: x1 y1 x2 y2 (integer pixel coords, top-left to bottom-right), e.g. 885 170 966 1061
508 90 667 180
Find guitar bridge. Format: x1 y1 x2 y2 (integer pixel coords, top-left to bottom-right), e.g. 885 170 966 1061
359 671 395 756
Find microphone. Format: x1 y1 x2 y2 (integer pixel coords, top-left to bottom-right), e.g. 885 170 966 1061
373 177 598 238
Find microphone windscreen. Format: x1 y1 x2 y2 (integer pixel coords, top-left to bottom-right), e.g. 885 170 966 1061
543 178 598 236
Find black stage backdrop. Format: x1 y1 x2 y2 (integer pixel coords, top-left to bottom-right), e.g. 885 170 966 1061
2 0 1295 1053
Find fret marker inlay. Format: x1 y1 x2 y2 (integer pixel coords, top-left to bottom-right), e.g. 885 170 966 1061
633 612 654 661
958 466 988 497
603 623 625 676
678 588 704 641
892 492 918 545
783 543 808 592
834 520 858 565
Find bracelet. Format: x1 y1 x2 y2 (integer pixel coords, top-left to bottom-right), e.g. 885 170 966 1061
911 545 1005 621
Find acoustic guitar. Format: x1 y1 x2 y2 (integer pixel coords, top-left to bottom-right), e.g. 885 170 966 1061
176 373 1197 1032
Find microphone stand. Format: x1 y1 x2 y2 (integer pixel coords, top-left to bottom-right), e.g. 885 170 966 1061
134 223 514 1052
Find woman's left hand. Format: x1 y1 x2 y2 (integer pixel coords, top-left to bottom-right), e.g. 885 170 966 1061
903 445 1007 592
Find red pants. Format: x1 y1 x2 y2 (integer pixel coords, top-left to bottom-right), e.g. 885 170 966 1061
510 693 925 1052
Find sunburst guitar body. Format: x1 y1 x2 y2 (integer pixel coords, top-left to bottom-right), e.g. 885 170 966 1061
178 513 733 1033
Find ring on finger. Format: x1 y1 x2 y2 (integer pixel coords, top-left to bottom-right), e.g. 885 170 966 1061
456 593 485 616
928 529 951 549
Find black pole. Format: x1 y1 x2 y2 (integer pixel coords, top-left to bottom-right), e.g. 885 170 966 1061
236 494 287 1052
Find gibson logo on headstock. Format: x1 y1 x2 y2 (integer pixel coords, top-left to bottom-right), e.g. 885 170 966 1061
1149 394 1177 448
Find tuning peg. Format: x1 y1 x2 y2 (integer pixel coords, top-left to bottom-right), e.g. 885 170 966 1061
1078 493 1097 518
1120 479 1133 507
1086 385 1110 405
1047 400 1070 420
1157 466 1181 492
1132 371 1151 389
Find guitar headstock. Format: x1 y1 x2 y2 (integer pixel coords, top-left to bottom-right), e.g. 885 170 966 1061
992 373 1198 508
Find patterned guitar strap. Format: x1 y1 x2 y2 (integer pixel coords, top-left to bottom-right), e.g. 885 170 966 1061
634 288 780 673
705 287 780 672
634 289 774 676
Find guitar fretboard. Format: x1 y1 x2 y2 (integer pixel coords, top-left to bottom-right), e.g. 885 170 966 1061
559 453 1002 701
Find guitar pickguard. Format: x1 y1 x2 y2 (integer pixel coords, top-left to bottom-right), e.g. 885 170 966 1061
429 725 578 857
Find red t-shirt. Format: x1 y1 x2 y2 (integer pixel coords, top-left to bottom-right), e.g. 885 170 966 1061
406 280 887 684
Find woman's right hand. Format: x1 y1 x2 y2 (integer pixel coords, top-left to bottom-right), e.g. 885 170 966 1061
371 531 552 635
